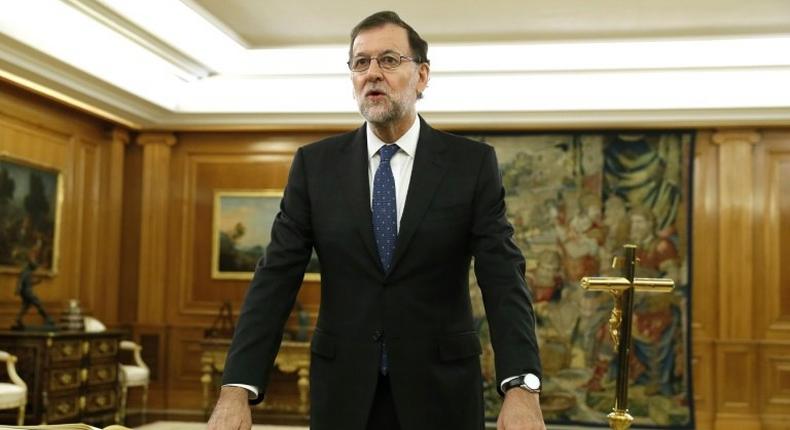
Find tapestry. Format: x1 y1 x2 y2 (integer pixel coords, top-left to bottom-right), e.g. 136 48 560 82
464 132 694 428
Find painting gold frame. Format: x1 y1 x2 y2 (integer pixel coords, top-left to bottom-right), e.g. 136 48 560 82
211 190 320 281
0 155 63 276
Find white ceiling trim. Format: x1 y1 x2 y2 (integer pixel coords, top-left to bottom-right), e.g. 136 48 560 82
0 0 789 129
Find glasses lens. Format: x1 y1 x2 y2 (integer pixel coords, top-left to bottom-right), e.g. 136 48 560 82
378 54 401 70
351 57 370 71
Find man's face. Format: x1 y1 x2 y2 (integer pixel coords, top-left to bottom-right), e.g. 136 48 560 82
350 24 429 125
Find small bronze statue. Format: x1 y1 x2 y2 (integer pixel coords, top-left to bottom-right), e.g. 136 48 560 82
12 258 55 330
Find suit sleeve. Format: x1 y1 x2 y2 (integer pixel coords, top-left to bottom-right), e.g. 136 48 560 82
221 147 314 404
470 146 541 395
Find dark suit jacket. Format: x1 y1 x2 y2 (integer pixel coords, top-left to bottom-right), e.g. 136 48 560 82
222 117 541 430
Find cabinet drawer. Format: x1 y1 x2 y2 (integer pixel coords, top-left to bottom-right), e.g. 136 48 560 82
88 363 117 386
50 340 83 363
85 388 117 413
46 395 80 423
49 368 81 391
90 338 118 359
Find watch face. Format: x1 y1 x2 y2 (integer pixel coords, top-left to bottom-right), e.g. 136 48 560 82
523 373 540 390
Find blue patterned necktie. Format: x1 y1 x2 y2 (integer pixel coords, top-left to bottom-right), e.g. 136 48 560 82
372 144 399 272
372 143 398 376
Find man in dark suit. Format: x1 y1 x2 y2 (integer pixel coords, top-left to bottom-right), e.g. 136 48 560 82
208 11 544 430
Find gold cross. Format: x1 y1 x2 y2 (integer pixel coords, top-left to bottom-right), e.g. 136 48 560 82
580 244 675 430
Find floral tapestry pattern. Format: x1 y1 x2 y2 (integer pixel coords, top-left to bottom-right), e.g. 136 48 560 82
465 132 694 428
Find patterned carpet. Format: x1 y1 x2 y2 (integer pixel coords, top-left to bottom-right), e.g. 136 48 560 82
135 422 307 430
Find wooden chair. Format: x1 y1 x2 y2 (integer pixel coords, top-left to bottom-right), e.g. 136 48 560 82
84 316 150 424
0 350 27 425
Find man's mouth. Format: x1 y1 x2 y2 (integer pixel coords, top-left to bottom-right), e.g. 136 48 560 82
365 90 387 99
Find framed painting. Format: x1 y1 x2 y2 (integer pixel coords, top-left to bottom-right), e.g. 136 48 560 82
0 156 62 275
211 190 320 281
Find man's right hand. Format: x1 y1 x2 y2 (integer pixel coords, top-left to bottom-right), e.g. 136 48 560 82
207 386 252 430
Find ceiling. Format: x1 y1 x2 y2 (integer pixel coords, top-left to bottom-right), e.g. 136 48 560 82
193 0 790 46
0 0 789 130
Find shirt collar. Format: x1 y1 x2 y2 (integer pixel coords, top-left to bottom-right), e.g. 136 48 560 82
366 116 420 160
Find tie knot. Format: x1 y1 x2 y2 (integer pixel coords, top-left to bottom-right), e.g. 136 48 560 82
378 144 399 163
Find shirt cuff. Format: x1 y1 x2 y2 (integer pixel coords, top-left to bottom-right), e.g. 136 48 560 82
223 383 259 400
500 374 524 393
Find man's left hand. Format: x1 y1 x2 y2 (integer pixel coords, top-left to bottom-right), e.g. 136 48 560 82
497 389 546 430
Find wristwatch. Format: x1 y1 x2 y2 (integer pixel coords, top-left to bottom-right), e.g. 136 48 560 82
502 373 541 393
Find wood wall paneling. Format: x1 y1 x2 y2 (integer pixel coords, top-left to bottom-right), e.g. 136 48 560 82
692 339 715 428
136 133 176 325
0 80 124 328
96 129 128 323
166 132 327 329
692 130 719 341
715 342 758 413
119 141 142 324
712 130 759 341
759 343 790 416
755 132 790 341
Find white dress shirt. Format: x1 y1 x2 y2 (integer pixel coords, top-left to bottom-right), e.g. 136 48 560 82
366 116 419 230
224 117 420 399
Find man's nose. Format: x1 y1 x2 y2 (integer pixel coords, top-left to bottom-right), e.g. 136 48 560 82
364 59 385 78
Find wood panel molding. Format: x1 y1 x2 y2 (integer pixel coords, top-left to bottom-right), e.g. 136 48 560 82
137 132 177 148
759 343 790 415
94 127 130 323
692 131 719 340
711 130 762 147
712 129 760 340
715 342 758 415
692 339 715 427
165 132 323 327
754 133 790 341
136 132 177 324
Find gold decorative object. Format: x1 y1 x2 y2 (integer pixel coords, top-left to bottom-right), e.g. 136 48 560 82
580 244 675 430
200 338 310 418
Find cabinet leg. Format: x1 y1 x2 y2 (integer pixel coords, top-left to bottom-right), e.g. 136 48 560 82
297 367 309 415
141 385 149 425
120 385 128 424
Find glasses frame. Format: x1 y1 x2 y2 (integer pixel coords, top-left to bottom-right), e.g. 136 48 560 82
347 54 418 72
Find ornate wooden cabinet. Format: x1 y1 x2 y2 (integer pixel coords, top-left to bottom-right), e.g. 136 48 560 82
0 331 122 425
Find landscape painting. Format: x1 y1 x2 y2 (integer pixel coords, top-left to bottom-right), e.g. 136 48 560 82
212 190 320 280
212 190 282 280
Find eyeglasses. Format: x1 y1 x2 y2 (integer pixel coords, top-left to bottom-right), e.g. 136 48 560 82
347 53 418 72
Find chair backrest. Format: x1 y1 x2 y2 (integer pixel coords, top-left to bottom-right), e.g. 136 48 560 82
83 316 107 332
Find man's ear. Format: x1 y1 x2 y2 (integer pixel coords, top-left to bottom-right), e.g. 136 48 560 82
417 63 430 95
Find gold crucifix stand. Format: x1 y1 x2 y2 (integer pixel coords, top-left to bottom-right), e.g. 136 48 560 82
580 244 675 430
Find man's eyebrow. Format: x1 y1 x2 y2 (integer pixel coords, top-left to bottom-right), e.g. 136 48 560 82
352 49 402 57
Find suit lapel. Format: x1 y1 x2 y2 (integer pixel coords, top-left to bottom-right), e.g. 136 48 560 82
336 125 381 267
389 118 448 274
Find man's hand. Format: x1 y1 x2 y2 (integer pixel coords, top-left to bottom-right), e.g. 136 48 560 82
207 386 252 430
497 389 546 430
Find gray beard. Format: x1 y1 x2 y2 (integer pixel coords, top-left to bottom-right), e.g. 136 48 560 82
359 97 405 125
